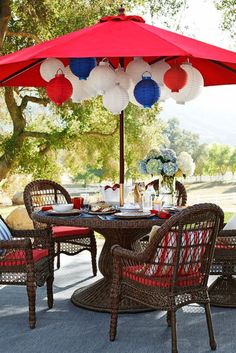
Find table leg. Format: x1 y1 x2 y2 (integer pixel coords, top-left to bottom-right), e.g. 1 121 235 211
71 227 152 312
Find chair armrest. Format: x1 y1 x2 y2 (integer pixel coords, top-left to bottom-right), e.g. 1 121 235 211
111 245 147 263
0 238 32 250
11 227 52 239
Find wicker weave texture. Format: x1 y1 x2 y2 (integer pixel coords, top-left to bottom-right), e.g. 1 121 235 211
0 216 54 328
23 179 97 275
109 203 224 353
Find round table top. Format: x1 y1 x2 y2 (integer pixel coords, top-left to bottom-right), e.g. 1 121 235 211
32 210 164 230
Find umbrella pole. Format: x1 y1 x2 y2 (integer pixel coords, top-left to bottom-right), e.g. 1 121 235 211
119 110 125 206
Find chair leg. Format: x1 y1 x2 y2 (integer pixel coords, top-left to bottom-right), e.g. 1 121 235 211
56 242 61 269
90 231 97 276
47 275 54 309
170 310 178 353
109 292 119 341
26 281 36 329
167 310 171 327
204 303 217 350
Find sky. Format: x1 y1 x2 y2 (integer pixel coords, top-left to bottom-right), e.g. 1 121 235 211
147 0 236 146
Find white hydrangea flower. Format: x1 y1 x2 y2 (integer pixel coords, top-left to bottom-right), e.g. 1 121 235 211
177 152 195 176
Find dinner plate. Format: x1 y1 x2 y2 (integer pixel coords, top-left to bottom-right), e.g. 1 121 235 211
88 209 117 215
45 209 82 216
114 211 152 219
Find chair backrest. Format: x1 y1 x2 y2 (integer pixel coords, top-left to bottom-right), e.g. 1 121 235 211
24 179 71 220
146 179 187 206
142 203 224 290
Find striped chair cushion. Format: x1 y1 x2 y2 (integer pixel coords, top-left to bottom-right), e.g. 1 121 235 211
0 219 12 256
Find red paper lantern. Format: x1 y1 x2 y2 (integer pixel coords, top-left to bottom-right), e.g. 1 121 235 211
163 64 188 92
46 71 73 105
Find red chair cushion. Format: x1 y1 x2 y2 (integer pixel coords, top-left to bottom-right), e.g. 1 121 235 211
123 265 202 288
0 249 48 266
52 226 90 238
123 229 210 288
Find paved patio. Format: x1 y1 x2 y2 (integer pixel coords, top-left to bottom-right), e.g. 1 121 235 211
0 239 236 353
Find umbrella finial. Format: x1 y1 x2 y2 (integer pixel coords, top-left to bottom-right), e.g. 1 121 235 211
118 5 125 15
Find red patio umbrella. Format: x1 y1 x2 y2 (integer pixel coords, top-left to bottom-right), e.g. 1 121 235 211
0 7 236 204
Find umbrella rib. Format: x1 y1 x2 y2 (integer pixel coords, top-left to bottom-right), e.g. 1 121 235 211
208 59 236 74
0 59 44 85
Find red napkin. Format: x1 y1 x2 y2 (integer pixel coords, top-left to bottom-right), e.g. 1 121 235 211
150 210 171 218
158 211 171 219
41 205 53 211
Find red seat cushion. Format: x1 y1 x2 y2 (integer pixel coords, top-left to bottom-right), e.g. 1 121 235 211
122 229 210 288
52 226 90 238
123 265 202 288
0 249 48 266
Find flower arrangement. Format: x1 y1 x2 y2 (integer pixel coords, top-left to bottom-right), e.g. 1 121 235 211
139 148 195 195
139 148 195 178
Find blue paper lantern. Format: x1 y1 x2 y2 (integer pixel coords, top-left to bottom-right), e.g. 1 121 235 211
134 72 160 108
69 58 96 80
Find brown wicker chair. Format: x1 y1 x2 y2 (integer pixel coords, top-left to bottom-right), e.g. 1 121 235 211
146 179 187 206
209 228 236 307
109 203 224 353
23 179 97 275
0 215 54 328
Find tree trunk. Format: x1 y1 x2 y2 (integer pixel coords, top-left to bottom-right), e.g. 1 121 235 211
0 0 11 51
0 87 27 180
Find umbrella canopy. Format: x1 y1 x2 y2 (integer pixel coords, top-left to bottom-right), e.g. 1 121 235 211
0 9 236 205
0 13 236 86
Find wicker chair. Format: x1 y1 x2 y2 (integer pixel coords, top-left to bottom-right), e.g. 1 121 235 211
146 179 187 206
0 216 54 328
109 203 224 353
209 228 236 307
23 179 97 275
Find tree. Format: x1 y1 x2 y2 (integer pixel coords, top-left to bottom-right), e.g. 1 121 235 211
215 0 236 38
207 144 231 176
229 147 236 175
0 0 186 185
162 117 200 155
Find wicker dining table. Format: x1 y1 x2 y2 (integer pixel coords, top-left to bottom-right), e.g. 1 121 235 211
32 210 164 313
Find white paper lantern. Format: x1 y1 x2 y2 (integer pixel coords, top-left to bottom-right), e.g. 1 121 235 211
64 65 97 100
71 80 92 103
170 63 204 104
40 58 65 82
159 84 171 102
85 77 98 98
151 60 171 85
126 57 151 83
115 67 131 90
89 61 116 95
127 81 142 107
103 83 129 114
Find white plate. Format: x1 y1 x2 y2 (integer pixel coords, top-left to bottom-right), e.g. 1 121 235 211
45 209 81 216
114 211 152 219
119 207 141 213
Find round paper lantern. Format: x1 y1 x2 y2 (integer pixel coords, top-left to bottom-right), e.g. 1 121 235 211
40 58 65 82
69 57 96 80
126 57 151 83
103 83 129 115
64 66 97 100
159 84 171 102
163 64 188 92
89 61 116 95
115 67 131 90
46 71 73 105
134 72 160 108
170 63 204 104
127 82 142 107
151 60 171 85
71 80 92 103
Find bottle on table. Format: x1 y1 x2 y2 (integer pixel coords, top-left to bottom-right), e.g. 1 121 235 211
143 184 155 211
